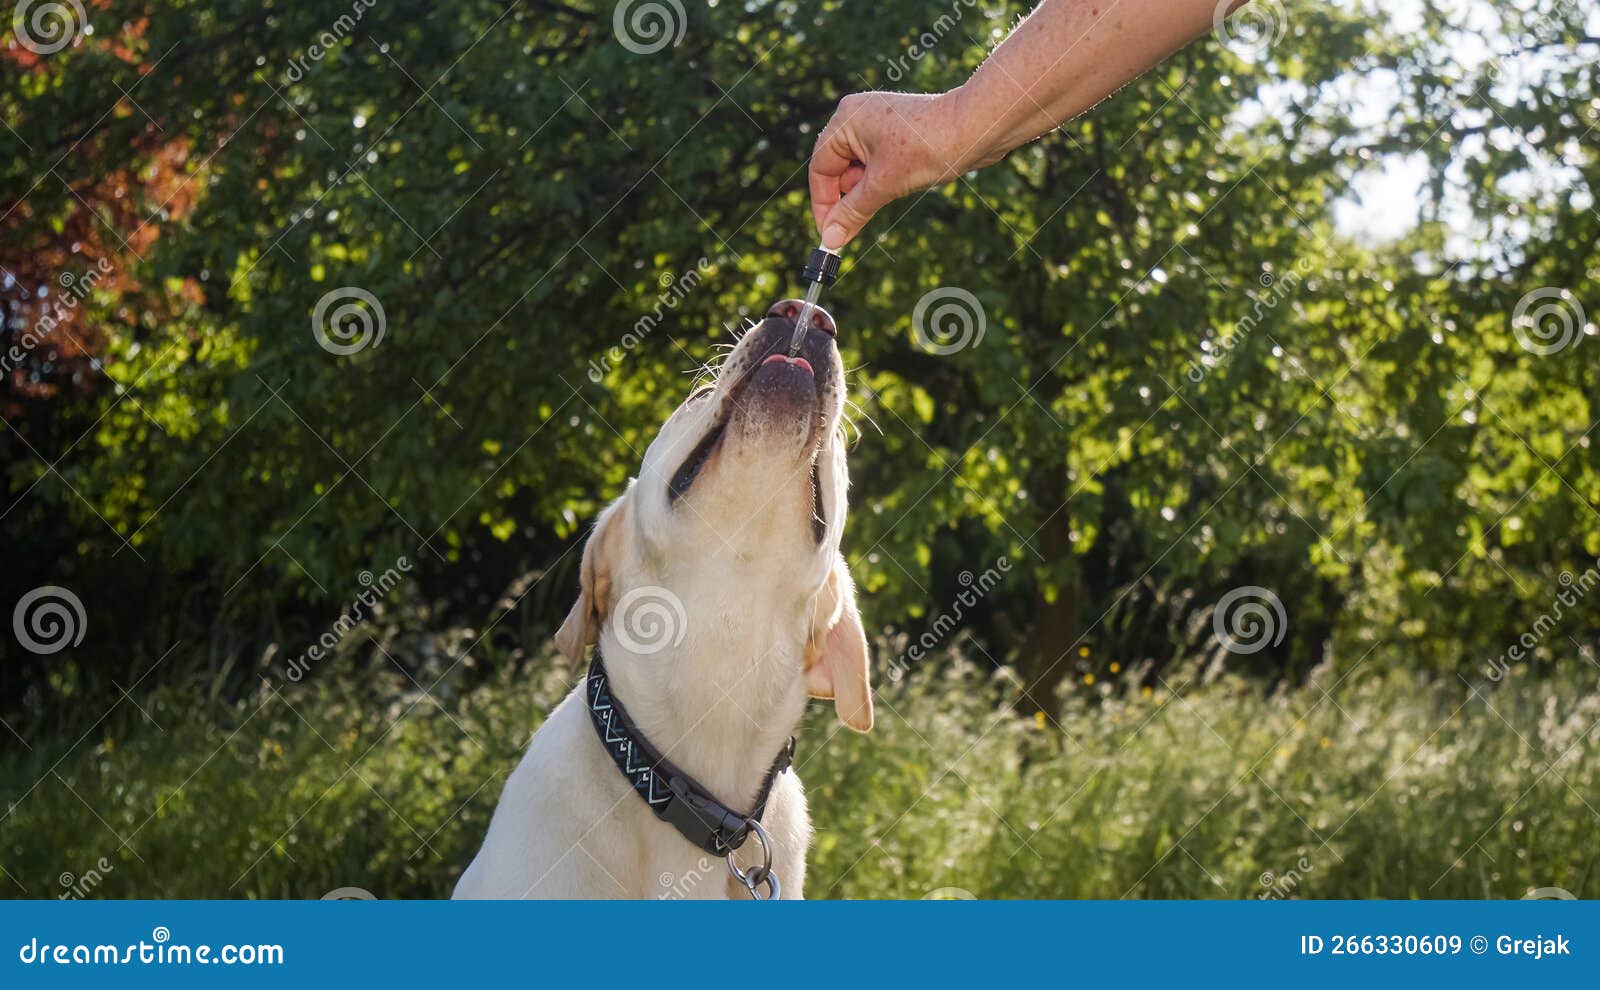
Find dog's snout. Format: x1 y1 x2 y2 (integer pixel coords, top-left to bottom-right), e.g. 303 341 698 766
766 299 837 337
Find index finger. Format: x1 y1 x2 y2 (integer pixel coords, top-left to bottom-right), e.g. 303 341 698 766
808 126 855 236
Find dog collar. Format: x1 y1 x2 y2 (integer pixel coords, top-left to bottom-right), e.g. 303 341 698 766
586 650 794 858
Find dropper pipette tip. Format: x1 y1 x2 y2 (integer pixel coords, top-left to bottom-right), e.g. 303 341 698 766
788 283 822 355
787 246 839 355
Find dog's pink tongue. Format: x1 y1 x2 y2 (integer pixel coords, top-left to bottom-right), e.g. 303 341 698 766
761 353 814 376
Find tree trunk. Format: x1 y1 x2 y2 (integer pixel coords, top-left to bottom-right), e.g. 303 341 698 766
1019 469 1081 715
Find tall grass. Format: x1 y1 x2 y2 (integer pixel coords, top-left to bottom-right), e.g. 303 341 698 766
2 645 1596 899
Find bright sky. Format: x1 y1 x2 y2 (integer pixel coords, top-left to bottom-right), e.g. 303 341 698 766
1324 0 1596 249
1327 0 1429 243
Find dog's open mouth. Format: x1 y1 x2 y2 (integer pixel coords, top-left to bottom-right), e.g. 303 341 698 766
667 410 731 502
667 350 829 543
809 459 825 543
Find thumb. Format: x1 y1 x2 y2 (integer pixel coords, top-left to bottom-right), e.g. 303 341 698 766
819 171 892 250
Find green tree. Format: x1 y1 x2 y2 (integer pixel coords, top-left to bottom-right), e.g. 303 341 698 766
3 0 1596 717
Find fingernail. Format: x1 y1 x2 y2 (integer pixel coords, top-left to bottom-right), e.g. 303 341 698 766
822 224 847 250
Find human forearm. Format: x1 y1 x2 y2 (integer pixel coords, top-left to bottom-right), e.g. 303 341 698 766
808 0 1250 247
947 0 1247 170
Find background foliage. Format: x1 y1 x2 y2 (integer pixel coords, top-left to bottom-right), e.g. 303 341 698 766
3 636 1596 899
2 0 1598 898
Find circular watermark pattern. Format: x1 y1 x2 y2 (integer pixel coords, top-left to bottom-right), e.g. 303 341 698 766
312 287 386 356
321 886 376 900
922 886 977 900
12 0 87 56
1213 585 1286 655
12 585 87 655
911 286 986 355
151 926 171 944
612 585 688 655
1521 886 1576 900
1212 0 1287 60
1511 287 1586 356
612 0 686 55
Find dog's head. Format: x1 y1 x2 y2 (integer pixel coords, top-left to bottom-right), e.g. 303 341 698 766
555 300 872 731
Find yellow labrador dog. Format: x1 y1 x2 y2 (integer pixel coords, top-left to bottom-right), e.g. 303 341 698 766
454 299 871 900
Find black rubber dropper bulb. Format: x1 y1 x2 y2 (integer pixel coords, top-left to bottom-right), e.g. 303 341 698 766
787 246 841 354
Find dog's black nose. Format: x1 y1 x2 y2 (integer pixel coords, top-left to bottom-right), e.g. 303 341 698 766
766 299 837 337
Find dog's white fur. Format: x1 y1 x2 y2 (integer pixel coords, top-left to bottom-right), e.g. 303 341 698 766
453 309 869 899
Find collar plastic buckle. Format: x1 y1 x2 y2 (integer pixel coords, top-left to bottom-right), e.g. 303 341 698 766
661 774 749 854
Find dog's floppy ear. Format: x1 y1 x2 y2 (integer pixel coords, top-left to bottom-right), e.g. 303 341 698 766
554 491 632 663
805 555 873 732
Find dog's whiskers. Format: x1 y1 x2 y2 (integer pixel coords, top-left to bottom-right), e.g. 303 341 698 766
841 397 881 444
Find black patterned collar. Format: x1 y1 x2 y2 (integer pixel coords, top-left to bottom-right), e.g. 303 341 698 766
586 650 794 857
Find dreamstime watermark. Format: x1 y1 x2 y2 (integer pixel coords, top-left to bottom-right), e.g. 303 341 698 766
1511 287 1589 356
877 0 981 83
1186 258 1311 383
11 0 87 55
922 886 977 899
17 927 285 966
657 857 716 900
2 258 114 376
910 286 986 355
1522 886 1576 900
612 586 687 655
1258 856 1313 899
282 0 379 82
891 557 1011 680
58 857 115 901
1212 585 1286 655
1481 3 1590 86
282 557 413 682
311 286 386 355
1212 0 1288 60
586 258 711 383
11 585 87 656
612 0 685 55
320 886 376 900
1485 557 1599 681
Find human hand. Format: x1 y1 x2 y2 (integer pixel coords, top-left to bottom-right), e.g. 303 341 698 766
807 89 995 250
808 0 1236 249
